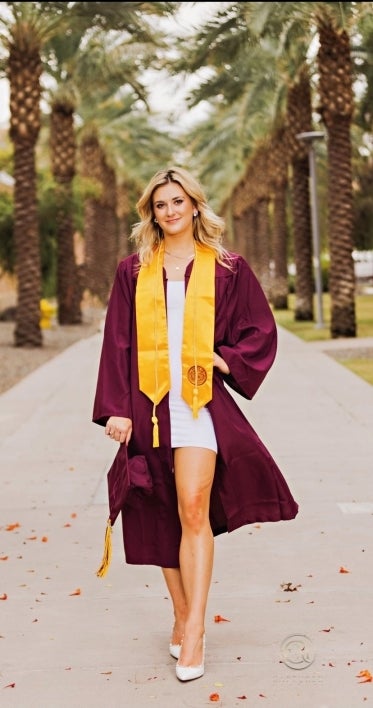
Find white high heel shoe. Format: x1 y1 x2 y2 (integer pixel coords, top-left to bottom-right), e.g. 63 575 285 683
175 634 205 682
169 642 181 660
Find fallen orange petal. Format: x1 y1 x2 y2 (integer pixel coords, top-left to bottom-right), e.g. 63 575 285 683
6 523 20 531
0 556 9 560
26 536 37 541
69 588 81 596
41 536 48 543
71 513 77 518
237 696 247 700
339 566 350 573
0 593 8 600
63 523 71 528
4 682 15 688
214 614 231 623
357 670 373 683
209 693 220 702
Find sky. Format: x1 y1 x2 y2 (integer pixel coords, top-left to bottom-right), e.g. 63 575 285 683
0 2 218 131
143 2 218 133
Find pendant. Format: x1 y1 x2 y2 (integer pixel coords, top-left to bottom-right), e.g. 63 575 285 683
175 266 180 270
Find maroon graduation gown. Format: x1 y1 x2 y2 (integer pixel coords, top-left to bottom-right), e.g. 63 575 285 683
92 252 298 567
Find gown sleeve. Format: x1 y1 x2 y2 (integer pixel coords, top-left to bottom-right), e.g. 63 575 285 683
92 259 134 426
216 255 277 401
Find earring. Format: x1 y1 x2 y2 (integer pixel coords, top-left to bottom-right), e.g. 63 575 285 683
193 211 198 217
154 218 158 223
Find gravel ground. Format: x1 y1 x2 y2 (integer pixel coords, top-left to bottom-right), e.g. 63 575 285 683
0 305 105 395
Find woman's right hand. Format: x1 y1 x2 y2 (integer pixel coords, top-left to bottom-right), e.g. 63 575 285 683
213 352 230 375
105 416 132 445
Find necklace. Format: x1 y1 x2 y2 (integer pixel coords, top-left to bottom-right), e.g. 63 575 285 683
164 250 194 271
164 249 195 260
164 248 195 271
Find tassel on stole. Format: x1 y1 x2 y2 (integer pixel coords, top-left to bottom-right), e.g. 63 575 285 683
152 415 159 447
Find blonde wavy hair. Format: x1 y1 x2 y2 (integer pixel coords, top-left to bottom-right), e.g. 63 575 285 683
130 166 231 265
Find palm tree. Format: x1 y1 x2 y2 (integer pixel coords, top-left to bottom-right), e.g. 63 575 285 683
79 126 118 305
286 67 314 321
247 141 272 297
1 2 70 346
1 0 180 342
171 1 371 338
168 3 298 298
269 124 289 310
78 107 180 304
117 180 133 260
315 5 357 336
50 87 82 324
45 1 180 322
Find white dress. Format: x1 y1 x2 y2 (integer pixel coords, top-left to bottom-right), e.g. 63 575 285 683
167 280 217 452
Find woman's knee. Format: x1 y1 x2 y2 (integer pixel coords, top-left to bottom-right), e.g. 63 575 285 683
178 495 209 532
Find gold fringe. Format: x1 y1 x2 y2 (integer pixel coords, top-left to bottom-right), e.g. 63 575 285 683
96 518 112 578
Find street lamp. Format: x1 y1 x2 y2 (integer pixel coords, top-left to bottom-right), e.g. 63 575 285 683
296 130 325 329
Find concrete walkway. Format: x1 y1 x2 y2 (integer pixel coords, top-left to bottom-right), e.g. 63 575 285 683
0 326 372 708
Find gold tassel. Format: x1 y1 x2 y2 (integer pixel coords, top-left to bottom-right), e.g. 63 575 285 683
152 415 159 447
96 518 112 578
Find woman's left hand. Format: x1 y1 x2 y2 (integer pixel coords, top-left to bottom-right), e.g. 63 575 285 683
213 352 230 375
105 416 132 445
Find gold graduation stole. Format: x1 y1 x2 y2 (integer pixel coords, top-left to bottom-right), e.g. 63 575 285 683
136 241 215 447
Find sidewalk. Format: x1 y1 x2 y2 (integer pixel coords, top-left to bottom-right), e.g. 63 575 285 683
1 326 372 708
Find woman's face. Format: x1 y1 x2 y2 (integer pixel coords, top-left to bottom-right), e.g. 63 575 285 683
152 182 195 239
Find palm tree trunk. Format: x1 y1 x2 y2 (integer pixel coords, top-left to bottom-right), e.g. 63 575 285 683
291 156 314 320
286 69 314 321
80 132 119 305
269 127 289 310
117 183 132 259
13 142 42 347
50 98 82 325
255 197 271 299
8 21 43 348
317 15 356 337
55 183 82 324
271 190 289 309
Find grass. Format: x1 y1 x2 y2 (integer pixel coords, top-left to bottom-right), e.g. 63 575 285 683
273 292 373 386
337 358 373 385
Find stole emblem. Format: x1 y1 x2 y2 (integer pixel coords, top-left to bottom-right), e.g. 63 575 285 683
187 365 207 386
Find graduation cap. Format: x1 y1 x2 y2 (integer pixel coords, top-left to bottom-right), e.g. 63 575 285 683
96 445 153 577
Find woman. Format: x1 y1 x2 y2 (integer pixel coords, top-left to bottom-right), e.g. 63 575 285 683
92 166 298 682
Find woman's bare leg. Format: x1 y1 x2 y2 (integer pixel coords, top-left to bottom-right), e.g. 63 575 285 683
161 567 187 646
174 446 216 666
